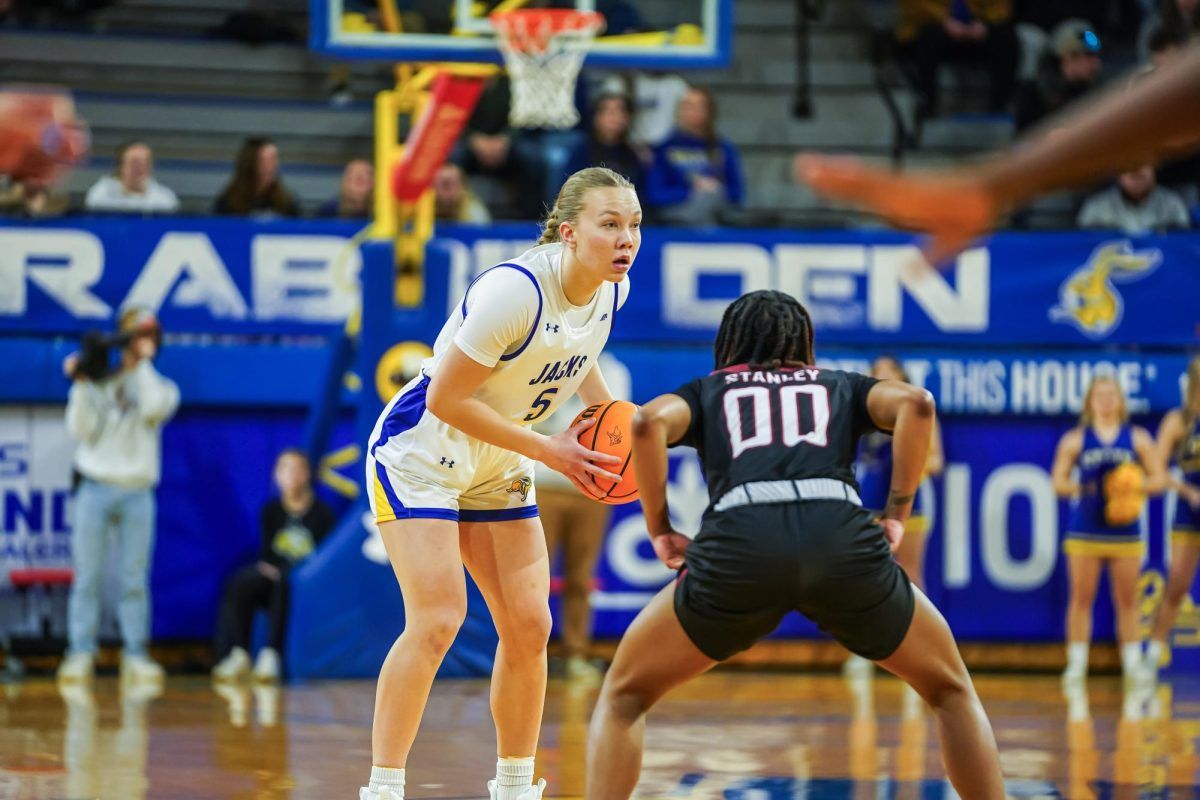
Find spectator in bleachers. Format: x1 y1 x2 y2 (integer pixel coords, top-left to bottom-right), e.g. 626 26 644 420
432 163 491 224
1138 0 1200 60
213 137 300 218
1077 163 1191 233
894 0 1021 119
453 74 543 219
84 141 179 215
317 158 373 219
563 92 648 195
599 72 690 148
0 179 69 218
1014 19 1103 132
212 449 334 683
645 86 744 227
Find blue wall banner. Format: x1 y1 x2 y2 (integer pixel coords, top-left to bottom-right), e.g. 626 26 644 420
434 224 1200 347
0 217 365 335
4 218 1198 345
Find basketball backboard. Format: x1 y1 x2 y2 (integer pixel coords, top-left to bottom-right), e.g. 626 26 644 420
310 0 732 68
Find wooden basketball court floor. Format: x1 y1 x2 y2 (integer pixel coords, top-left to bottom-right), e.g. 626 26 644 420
2 671 1199 799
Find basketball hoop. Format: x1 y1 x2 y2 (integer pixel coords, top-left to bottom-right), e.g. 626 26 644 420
491 8 604 129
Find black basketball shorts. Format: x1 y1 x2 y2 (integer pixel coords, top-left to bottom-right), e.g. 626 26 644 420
673 500 915 662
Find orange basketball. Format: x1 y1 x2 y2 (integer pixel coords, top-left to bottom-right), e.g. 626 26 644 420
571 400 639 505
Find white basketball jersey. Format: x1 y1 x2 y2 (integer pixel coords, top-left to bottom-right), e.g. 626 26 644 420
422 243 626 424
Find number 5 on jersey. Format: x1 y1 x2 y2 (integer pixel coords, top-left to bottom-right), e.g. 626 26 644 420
724 385 830 457
525 387 558 422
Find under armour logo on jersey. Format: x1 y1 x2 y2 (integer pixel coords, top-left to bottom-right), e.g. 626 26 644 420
545 323 560 333
439 457 455 468
600 313 609 321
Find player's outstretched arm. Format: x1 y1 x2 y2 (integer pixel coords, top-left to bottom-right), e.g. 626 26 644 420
926 417 945 477
796 45 1200 262
865 381 935 526
631 394 693 570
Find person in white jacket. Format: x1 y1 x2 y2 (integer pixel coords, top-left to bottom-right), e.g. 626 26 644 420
84 141 180 215
58 307 180 684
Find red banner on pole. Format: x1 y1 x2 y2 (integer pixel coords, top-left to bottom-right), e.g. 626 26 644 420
391 73 486 204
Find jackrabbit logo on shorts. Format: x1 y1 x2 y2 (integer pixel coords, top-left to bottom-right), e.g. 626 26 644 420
1048 241 1161 339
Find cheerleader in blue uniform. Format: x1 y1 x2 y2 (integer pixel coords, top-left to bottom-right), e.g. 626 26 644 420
1146 356 1200 675
1051 376 1164 682
846 356 943 677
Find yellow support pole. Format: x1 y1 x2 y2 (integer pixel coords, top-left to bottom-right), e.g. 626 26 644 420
370 88 400 239
371 63 499 305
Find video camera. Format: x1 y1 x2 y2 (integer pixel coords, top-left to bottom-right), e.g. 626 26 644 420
69 308 162 381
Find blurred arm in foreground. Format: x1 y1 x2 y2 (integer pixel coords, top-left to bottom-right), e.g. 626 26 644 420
795 46 1200 264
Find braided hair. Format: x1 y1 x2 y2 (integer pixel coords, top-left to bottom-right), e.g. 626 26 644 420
713 290 815 370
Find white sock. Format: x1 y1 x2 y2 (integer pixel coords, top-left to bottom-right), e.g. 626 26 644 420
1066 642 1089 673
1064 681 1089 721
495 757 534 800
1121 642 1143 675
1147 639 1167 667
369 766 405 796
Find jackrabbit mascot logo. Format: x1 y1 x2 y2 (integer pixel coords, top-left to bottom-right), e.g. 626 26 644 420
1049 241 1161 339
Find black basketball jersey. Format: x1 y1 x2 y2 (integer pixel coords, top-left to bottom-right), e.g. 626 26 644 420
671 364 880 507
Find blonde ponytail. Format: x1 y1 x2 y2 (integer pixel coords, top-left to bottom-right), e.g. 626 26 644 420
537 166 635 245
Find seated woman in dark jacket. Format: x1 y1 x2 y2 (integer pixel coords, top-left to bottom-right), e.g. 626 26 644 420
563 92 648 197
212 448 334 682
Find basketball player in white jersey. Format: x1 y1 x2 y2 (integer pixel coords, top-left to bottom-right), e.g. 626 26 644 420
360 167 639 800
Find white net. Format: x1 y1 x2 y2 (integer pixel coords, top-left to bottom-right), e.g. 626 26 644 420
492 11 603 129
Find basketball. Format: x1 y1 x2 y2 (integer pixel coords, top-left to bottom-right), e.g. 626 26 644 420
571 400 639 505
1104 461 1145 497
1103 462 1146 526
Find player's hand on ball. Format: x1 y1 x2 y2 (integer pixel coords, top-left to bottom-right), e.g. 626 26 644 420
541 417 623 485
650 530 691 570
881 518 904 553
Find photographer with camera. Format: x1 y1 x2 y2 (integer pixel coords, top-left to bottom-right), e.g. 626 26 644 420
57 307 179 685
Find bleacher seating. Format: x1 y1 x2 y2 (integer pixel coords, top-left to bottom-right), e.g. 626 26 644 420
0 0 1020 223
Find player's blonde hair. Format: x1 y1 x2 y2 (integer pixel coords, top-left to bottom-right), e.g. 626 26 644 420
1080 374 1129 426
536 167 636 246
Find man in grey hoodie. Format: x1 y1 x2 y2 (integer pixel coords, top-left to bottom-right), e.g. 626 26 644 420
58 307 179 684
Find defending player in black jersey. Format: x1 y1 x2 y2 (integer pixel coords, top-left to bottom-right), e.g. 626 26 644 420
586 291 1004 799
